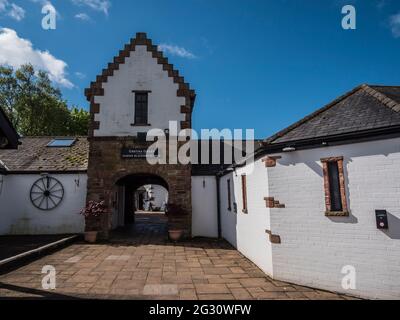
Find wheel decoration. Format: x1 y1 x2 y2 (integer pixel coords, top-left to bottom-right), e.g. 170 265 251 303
30 176 64 211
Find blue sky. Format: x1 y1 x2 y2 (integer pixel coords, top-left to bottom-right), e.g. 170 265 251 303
0 0 399 138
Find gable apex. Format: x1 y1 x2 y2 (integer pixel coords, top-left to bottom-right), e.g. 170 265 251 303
85 32 195 102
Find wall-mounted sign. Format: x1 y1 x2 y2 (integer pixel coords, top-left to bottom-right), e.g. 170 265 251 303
121 148 159 159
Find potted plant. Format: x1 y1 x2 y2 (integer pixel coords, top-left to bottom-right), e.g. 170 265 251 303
166 204 186 241
81 200 107 243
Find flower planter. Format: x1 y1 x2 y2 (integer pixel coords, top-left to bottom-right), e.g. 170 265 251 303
84 231 98 244
168 229 184 242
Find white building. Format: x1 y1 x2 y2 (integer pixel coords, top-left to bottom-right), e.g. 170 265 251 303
0 31 399 300
0 137 88 235
217 84 400 300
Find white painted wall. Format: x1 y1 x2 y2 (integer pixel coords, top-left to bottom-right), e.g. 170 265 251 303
144 184 168 210
267 138 400 300
219 159 274 276
191 176 219 238
218 137 400 299
94 45 186 137
0 174 87 235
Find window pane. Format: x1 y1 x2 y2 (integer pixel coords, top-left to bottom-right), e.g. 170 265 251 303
135 93 148 124
328 161 343 212
47 139 76 147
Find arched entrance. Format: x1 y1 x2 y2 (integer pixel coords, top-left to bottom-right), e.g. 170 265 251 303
85 137 192 239
112 174 169 237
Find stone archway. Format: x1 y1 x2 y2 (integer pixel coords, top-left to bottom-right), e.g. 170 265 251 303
114 173 169 227
85 137 192 239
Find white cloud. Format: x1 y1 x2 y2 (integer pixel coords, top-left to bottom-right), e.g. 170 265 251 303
0 28 73 88
0 0 7 12
75 71 86 79
390 13 400 38
71 0 111 16
0 0 25 21
75 12 91 21
8 3 25 21
158 44 196 59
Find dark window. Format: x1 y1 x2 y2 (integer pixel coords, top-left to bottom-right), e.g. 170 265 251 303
322 157 348 216
134 92 148 125
241 174 248 213
327 161 343 212
227 179 232 211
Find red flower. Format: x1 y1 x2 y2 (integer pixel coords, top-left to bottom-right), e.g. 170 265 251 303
81 201 107 218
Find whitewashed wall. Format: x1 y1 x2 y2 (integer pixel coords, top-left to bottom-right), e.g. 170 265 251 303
191 176 219 238
94 45 186 137
145 184 168 210
0 174 87 235
268 137 400 300
219 159 274 276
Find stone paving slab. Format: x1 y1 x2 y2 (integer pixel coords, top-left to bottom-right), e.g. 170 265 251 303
0 238 357 300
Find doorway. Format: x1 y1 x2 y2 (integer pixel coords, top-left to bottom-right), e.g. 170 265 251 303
112 174 169 237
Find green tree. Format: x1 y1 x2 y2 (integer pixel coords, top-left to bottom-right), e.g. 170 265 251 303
68 107 90 136
0 64 89 136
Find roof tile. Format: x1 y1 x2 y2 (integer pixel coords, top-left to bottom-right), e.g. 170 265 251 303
0 137 89 172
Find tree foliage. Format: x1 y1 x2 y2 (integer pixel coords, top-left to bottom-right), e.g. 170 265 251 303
0 64 89 136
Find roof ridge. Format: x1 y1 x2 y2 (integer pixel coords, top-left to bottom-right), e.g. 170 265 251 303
20 136 88 139
264 85 365 144
361 84 400 113
366 84 400 88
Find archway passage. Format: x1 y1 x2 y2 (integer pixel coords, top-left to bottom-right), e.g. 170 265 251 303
112 174 169 238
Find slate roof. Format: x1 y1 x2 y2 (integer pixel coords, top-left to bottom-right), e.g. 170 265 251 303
0 137 89 173
0 137 261 175
266 84 400 146
192 140 264 175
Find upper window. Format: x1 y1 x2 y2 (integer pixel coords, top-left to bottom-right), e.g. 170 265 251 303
47 139 76 148
321 157 348 216
134 92 149 125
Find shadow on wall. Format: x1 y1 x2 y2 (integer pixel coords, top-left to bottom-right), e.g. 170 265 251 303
277 154 353 214
221 172 238 248
328 213 358 224
382 212 400 240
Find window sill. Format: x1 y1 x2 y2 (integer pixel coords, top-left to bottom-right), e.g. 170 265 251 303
130 123 152 127
325 211 349 217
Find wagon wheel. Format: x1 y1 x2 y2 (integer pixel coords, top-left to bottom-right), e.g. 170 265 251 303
30 176 64 211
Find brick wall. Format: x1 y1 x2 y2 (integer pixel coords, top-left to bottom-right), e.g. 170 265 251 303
218 137 400 299
268 138 400 300
86 138 192 238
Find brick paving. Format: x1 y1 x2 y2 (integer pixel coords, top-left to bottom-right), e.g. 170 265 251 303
0 214 356 300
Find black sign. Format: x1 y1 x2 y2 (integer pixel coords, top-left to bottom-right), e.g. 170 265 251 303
375 210 389 230
121 148 159 159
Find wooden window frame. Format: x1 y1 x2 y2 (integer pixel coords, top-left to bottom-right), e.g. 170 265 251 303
321 157 349 217
241 174 248 214
133 91 150 126
227 179 232 211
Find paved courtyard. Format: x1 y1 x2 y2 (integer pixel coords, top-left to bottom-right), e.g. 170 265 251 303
0 214 355 300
